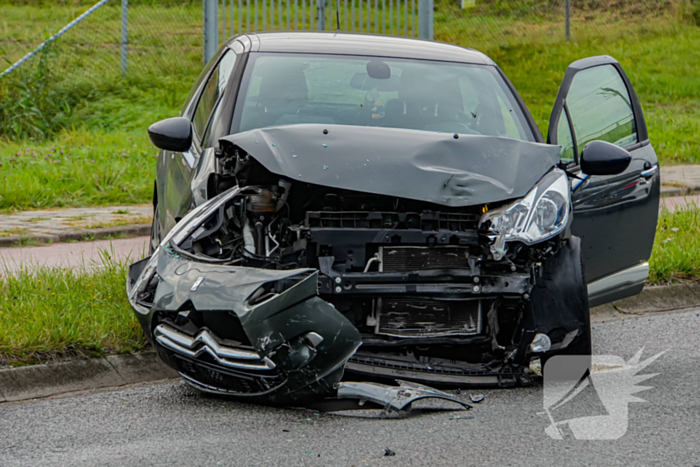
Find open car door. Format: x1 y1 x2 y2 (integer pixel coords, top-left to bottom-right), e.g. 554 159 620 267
547 56 660 307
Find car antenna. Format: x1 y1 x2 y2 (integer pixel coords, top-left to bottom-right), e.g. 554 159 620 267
335 0 341 31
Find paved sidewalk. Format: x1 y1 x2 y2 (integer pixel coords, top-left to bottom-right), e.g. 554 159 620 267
661 165 700 195
661 194 700 212
0 236 149 274
0 205 152 247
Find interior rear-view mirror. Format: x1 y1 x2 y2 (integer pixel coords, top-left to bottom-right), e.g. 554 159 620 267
148 117 193 153
580 140 632 176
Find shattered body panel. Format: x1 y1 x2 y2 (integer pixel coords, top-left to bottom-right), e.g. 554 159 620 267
220 126 560 207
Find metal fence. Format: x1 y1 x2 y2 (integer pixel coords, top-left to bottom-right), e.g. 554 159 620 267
202 0 429 61
215 0 422 35
1 0 428 83
1 1 205 82
434 0 689 49
0 0 693 85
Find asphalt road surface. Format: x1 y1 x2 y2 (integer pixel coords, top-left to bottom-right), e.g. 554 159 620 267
1 310 699 467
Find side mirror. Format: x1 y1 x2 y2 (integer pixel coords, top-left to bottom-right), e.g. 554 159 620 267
148 117 193 152
580 140 631 176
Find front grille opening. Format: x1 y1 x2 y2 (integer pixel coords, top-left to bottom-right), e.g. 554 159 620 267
379 246 472 272
169 352 285 395
373 297 482 338
305 211 478 230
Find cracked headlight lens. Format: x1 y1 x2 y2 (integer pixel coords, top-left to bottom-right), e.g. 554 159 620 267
479 169 571 251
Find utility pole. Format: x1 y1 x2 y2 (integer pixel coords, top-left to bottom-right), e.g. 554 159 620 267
418 0 433 40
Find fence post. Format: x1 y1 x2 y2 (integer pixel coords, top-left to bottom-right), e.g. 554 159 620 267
204 0 219 64
221 0 227 42
317 0 326 30
121 0 128 74
565 0 571 39
418 0 433 40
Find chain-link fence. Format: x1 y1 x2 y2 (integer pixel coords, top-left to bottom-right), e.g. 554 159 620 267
1 1 204 83
2 0 694 82
1 0 426 85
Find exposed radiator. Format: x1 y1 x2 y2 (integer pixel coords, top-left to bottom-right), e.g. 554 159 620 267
375 297 482 337
379 246 471 272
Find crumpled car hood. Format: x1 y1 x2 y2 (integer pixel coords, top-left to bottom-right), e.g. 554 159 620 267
220 124 561 207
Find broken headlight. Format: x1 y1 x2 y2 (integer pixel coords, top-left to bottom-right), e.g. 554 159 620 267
479 169 571 259
161 186 243 248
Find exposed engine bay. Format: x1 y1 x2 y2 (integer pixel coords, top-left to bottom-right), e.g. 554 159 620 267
128 132 590 404
202 143 548 363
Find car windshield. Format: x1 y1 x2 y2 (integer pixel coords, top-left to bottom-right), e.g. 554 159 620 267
233 53 534 141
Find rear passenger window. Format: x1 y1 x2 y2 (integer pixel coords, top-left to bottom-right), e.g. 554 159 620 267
192 51 237 140
566 65 637 157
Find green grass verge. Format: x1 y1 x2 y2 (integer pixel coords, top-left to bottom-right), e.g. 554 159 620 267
1 208 698 362
649 206 700 283
1 2 698 212
0 130 158 212
0 253 148 363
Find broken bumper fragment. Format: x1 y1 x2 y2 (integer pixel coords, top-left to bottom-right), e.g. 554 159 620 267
336 380 472 411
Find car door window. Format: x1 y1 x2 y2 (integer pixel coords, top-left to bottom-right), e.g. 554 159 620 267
566 64 637 158
192 50 237 142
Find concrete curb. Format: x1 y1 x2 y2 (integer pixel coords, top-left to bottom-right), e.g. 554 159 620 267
591 282 700 316
1 283 698 404
0 224 150 248
0 351 178 403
